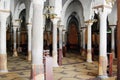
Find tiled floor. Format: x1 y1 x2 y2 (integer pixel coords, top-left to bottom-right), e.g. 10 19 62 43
0 53 117 80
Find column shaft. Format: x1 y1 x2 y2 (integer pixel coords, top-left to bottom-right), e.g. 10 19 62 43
98 11 108 78
17 28 21 52
52 19 58 67
81 28 86 56
0 13 8 73
27 24 32 61
58 26 63 65
31 1 44 80
62 30 66 57
110 26 115 58
87 23 92 62
13 27 18 57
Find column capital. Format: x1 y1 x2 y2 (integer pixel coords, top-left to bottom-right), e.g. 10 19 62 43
109 25 116 29
27 24 32 31
13 19 21 27
81 27 87 30
13 27 18 31
93 4 112 15
85 19 97 26
32 0 44 5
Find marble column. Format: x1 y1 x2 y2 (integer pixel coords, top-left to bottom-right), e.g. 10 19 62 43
31 0 44 80
17 27 21 52
110 26 116 59
59 25 63 52
58 24 63 65
80 29 83 51
62 29 66 57
85 21 93 63
52 19 59 67
13 27 18 57
81 28 86 56
27 23 32 61
0 12 9 73
98 8 111 78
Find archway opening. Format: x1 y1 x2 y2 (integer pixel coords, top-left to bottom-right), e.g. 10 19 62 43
67 14 80 53
18 9 28 55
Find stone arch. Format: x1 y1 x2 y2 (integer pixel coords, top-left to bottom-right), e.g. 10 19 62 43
66 12 80 52
27 2 33 23
62 0 84 30
14 2 26 20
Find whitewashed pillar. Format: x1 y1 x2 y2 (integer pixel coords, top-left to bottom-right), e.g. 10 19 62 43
52 19 59 67
0 0 10 73
85 21 93 63
31 0 44 80
17 27 21 52
81 28 86 56
13 27 18 57
0 12 9 73
62 29 66 57
110 26 116 58
27 23 32 61
97 7 112 78
58 24 63 51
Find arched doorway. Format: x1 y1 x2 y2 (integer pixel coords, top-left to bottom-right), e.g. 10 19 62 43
67 15 80 52
19 9 28 55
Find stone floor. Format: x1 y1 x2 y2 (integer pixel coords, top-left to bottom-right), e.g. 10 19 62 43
0 52 117 80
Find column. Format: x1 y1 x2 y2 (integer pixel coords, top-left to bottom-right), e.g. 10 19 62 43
58 24 63 65
52 19 59 67
86 22 93 63
117 0 120 79
31 0 44 80
98 8 111 78
27 23 32 61
59 25 63 52
0 12 9 73
81 28 86 56
110 26 116 58
17 27 21 52
80 29 83 52
62 29 66 57
13 27 18 57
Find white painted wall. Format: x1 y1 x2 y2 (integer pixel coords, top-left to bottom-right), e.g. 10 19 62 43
108 2 117 25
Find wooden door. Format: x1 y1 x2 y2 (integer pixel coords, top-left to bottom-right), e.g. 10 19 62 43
67 23 78 50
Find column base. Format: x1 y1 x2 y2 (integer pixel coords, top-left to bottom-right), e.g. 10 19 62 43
31 64 44 80
111 50 115 59
13 50 18 57
98 56 108 77
62 46 66 57
27 51 32 61
97 75 108 79
0 54 8 73
58 49 63 66
87 50 92 63
52 51 59 67
81 49 86 57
